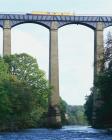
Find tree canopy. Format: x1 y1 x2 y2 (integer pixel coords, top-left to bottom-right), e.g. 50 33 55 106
0 53 50 131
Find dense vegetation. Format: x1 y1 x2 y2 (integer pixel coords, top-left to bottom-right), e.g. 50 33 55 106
59 100 87 126
0 53 88 131
66 105 87 125
0 53 51 131
84 89 93 126
84 31 112 128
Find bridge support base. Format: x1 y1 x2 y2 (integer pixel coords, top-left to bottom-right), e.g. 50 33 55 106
48 105 62 128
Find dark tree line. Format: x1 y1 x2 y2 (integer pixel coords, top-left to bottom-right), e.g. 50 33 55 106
84 31 112 128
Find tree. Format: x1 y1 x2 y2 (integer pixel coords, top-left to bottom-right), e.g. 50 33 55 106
94 66 112 127
67 105 87 125
4 53 50 108
84 31 112 128
0 53 51 130
105 31 112 64
0 78 33 131
0 53 69 130
59 99 68 125
0 57 9 80
0 57 34 130
84 89 93 125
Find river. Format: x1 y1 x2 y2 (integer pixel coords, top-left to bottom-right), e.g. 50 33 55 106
0 126 112 140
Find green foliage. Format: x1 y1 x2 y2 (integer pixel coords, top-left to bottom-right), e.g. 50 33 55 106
85 31 112 128
84 89 93 125
59 99 68 125
0 53 77 130
4 53 49 106
0 78 33 131
0 53 50 131
67 105 87 125
0 57 9 80
94 66 112 127
4 53 47 88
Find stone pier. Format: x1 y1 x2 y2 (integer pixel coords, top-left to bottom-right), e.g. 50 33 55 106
94 22 104 79
92 22 104 127
3 20 11 56
48 21 62 128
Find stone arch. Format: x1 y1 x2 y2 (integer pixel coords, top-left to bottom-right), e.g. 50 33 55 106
58 22 96 30
11 21 50 30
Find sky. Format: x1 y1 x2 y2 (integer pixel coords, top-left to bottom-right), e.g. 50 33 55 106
0 0 112 105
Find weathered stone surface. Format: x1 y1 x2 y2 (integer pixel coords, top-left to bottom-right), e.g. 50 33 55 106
48 21 61 128
92 22 104 127
3 20 11 56
94 22 104 79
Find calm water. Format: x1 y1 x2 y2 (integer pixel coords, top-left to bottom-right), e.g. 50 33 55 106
0 126 112 140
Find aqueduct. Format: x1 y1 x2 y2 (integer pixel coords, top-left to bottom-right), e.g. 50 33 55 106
1 13 111 127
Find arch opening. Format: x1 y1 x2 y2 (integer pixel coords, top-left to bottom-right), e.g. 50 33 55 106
12 21 50 30
11 23 49 78
59 22 95 30
58 24 94 105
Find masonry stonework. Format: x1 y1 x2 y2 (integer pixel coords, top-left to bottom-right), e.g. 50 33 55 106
48 21 61 128
3 20 11 56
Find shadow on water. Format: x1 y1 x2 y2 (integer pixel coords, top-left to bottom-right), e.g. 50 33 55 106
0 125 112 140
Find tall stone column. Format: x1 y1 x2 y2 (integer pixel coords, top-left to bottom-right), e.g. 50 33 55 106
3 20 11 56
92 22 104 127
48 21 61 128
94 22 104 80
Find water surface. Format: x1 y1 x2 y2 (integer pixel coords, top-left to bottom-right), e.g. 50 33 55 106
0 125 112 140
